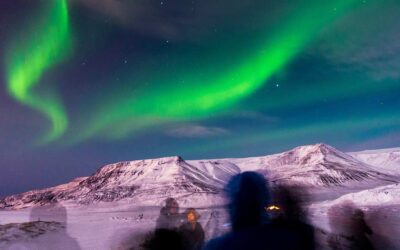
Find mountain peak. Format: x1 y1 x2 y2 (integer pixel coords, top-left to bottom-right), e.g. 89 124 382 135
293 143 338 154
254 143 363 169
1 144 397 209
154 156 184 164
284 143 337 164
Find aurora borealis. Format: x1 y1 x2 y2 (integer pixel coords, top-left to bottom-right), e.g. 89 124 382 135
1 0 400 195
80 0 361 141
5 0 72 143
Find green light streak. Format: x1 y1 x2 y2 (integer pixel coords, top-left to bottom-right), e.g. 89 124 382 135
5 0 71 143
81 0 361 141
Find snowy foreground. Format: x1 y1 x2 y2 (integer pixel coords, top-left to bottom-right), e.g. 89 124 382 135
0 144 399 249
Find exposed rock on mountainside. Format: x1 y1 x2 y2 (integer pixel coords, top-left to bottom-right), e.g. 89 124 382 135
1 144 397 209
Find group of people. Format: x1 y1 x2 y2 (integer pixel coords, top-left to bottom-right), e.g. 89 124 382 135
141 171 377 250
142 198 205 250
141 171 317 250
203 172 315 250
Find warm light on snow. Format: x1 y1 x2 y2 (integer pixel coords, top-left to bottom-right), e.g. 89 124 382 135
265 205 281 211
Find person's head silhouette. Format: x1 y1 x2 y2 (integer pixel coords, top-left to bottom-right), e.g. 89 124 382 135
184 208 200 224
156 197 181 229
269 185 307 222
27 204 81 250
164 197 179 215
225 171 270 231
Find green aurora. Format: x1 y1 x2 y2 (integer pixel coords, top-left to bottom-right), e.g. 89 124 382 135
5 0 71 143
3 0 398 148
79 0 362 141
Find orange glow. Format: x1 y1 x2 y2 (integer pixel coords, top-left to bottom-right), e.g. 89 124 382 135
265 205 281 211
187 212 196 222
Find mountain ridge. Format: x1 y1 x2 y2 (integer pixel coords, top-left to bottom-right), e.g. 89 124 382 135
1 143 398 209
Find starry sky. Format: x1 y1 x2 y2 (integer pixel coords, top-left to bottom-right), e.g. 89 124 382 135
1 0 400 196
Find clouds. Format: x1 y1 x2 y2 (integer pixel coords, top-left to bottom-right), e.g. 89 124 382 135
70 0 287 43
71 0 181 40
348 132 400 152
166 125 229 138
312 1 400 80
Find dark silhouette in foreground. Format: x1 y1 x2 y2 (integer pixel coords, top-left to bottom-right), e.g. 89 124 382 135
179 208 205 250
29 205 81 250
328 201 374 250
204 171 313 250
367 208 398 249
142 198 206 250
141 228 186 250
268 186 315 249
156 197 182 229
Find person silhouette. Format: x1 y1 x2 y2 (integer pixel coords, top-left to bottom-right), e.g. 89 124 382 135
367 208 396 249
268 186 315 250
140 197 186 250
179 208 205 250
156 197 182 229
28 204 81 250
328 201 374 250
204 171 306 250
141 228 186 250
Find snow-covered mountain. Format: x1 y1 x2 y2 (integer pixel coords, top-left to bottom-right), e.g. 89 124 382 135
1 143 398 210
228 144 395 186
0 156 240 209
350 147 400 175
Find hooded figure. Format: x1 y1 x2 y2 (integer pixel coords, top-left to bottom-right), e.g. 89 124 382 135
156 197 182 229
179 208 205 250
204 171 307 250
268 186 315 250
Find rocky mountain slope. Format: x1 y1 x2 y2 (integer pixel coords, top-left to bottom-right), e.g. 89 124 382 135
1 144 398 209
229 144 396 186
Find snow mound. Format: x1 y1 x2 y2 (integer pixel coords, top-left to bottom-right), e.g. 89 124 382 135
329 183 400 207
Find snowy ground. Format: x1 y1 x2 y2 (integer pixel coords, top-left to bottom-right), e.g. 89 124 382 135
1 201 399 249
0 204 229 250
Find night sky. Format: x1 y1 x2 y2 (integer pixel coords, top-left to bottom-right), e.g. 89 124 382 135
1 0 399 196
